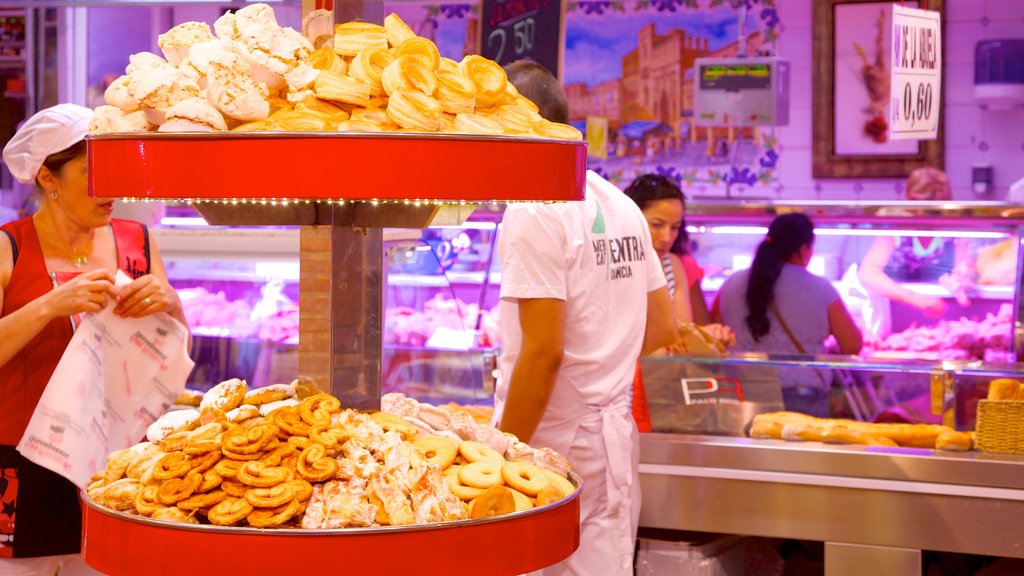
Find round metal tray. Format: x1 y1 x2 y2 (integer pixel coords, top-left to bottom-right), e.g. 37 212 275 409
82 473 581 576
87 132 586 203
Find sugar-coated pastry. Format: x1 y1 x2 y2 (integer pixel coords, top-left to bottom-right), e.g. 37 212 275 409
104 75 139 112
89 106 153 135
384 13 416 48
158 21 215 65
333 21 387 57
126 52 173 75
385 90 442 132
205 55 271 121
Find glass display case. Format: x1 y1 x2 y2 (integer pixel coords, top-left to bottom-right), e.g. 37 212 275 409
684 201 1023 362
156 210 502 406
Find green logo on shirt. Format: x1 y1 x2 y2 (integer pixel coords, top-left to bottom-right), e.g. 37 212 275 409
592 202 606 234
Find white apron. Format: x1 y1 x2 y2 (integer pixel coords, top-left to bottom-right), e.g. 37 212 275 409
528 383 640 576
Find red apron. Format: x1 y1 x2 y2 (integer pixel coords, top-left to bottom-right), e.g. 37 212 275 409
0 216 149 558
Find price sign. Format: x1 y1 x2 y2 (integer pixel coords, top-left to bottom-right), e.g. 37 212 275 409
889 5 941 141
480 0 564 79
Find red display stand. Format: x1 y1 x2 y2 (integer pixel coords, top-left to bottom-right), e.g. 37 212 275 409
87 133 587 203
82 477 581 576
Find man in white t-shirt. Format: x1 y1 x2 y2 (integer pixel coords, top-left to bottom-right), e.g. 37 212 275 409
494 60 676 576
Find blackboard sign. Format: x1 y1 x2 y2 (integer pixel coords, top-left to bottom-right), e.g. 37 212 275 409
480 0 564 79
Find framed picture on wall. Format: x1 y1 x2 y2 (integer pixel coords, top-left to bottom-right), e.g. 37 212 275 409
813 0 945 178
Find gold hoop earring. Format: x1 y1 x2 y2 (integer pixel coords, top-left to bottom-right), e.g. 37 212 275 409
50 189 58 200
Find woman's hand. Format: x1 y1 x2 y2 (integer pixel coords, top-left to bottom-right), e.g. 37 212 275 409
702 323 736 348
114 274 179 318
43 268 117 318
910 293 946 317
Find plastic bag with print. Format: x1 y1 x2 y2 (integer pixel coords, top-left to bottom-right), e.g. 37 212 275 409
16 271 193 488
640 357 785 436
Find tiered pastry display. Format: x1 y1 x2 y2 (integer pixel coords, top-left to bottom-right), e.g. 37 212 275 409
85 381 575 529
749 411 975 452
89 4 581 140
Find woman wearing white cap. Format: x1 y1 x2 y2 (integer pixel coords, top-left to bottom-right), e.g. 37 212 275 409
0 104 187 574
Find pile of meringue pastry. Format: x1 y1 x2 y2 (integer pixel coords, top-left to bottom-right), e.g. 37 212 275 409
86 379 576 530
90 3 581 140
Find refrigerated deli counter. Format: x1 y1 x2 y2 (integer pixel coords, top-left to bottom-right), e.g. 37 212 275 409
638 201 1024 575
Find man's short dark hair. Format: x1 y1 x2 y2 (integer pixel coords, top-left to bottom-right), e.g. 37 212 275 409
503 59 569 124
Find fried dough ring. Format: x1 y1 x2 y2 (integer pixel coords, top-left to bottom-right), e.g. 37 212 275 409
501 461 549 497
535 484 563 507
413 436 458 469
214 458 245 478
208 496 254 526
247 500 301 528
236 462 291 488
157 471 202 505
223 423 278 456
509 488 534 512
459 460 503 489
395 37 440 71
349 46 395 97
541 469 576 498
459 55 507 108
153 453 192 480
297 444 341 482
445 471 485 501
381 56 438 97
189 450 222 474
299 394 342 426
436 72 477 115
271 407 311 437
134 485 166 516
469 486 515 518
333 21 387 57
246 483 296 508
221 479 250 498
459 441 504 465
454 112 504 135
177 489 227 510
384 13 416 48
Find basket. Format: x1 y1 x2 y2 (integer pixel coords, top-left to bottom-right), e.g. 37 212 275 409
975 400 1024 455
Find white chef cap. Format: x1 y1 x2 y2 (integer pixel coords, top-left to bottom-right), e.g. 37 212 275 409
2 103 93 185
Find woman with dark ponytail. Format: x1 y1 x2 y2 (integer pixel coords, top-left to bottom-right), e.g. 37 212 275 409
712 213 862 417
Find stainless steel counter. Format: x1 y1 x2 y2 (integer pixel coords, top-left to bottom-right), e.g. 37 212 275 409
638 434 1024 573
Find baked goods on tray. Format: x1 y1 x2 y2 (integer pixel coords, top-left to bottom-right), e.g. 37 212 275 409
86 382 575 529
749 411 974 452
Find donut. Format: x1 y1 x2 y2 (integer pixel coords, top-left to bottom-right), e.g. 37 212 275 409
445 473 485 501
245 483 296 508
261 398 302 419
146 409 200 443
454 113 504 136
220 479 250 498
348 46 395 96
333 21 387 57
468 486 515 518
243 383 297 406
214 458 245 478
200 379 248 412
458 441 503 465
289 479 315 502
199 470 223 493
541 469 575 499
151 507 199 524
509 488 534 512
501 461 549 497
435 72 477 115
370 411 421 439
247 499 301 528
177 489 227 510
381 56 438 97
157 471 202 505
236 462 291 488
174 389 204 407
384 13 416 48
134 485 165 516
297 444 340 482
189 450 222 474
208 496 254 526
459 461 503 489
458 55 507 108
152 453 192 480
413 436 458 469
395 37 440 71
535 484 563 507
300 394 342 426
226 404 261 424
